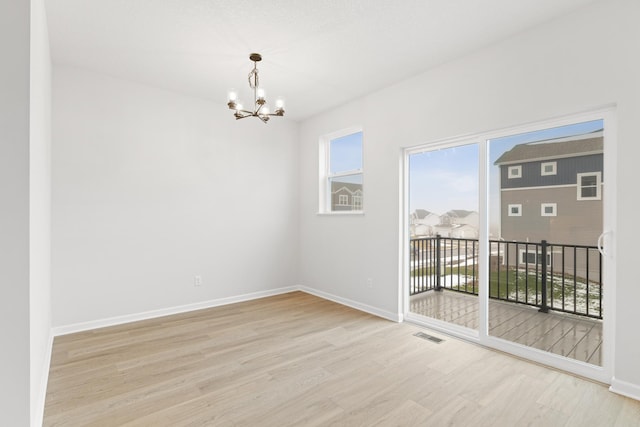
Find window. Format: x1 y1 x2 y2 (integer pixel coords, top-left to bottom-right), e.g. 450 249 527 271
508 204 522 216
519 250 552 266
541 203 557 216
352 195 362 210
320 129 363 213
577 172 601 200
541 161 557 176
508 165 522 179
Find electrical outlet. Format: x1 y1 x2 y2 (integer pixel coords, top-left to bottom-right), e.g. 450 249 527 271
194 275 202 287
366 278 373 288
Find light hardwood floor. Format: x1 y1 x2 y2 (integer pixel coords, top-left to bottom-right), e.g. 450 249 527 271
410 291 603 365
44 292 639 426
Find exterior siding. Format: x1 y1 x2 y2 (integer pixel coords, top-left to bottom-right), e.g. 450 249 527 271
500 154 603 189
500 186 602 246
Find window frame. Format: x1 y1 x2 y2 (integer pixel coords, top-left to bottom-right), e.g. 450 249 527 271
319 127 364 214
541 161 557 176
508 165 522 179
541 203 557 217
519 249 552 266
508 204 522 217
577 172 602 200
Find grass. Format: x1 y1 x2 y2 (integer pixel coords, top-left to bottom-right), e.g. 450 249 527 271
410 266 602 317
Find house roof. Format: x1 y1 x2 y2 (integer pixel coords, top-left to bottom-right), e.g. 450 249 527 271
413 209 434 219
494 131 603 165
331 182 362 195
444 209 475 218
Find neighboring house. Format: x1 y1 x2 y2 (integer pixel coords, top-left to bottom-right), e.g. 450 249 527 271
411 209 479 238
494 131 603 275
410 209 440 237
494 130 603 246
432 222 479 239
331 181 363 211
450 223 478 239
442 210 479 228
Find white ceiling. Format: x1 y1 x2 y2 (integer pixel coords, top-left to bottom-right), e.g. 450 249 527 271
45 0 598 121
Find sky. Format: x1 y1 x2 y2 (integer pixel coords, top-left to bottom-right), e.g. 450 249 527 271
330 132 362 174
409 119 604 227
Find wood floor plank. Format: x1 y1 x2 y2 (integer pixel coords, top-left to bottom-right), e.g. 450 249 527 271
45 291 638 426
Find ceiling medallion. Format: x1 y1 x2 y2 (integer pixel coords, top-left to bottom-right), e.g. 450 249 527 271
226 53 285 123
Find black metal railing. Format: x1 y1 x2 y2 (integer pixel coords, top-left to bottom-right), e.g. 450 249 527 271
410 235 602 319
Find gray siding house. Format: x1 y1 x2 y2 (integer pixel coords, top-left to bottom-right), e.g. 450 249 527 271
494 131 603 278
331 181 363 211
495 130 603 247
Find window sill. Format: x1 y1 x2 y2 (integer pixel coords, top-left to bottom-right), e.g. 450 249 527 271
317 211 364 216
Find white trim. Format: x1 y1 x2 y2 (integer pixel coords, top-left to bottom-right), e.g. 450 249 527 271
497 150 603 166
577 171 602 200
299 286 403 323
51 285 402 337
502 183 575 192
319 127 364 214
541 202 557 216
508 203 522 216
541 161 557 176
33 330 54 427
317 211 365 216
508 165 522 179
610 377 640 401
52 286 297 336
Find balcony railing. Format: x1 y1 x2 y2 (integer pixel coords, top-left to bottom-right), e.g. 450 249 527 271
410 235 602 319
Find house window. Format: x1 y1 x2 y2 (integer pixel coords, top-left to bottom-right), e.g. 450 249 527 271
519 250 552 266
320 128 363 213
352 195 362 210
508 204 522 216
577 172 601 200
541 203 557 217
541 162 557 176
508 165 522 179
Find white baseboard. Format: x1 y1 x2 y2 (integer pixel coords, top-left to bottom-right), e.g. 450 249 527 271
52 286 297 336
33 330 54 427
610 377 640 402
298 286 403 322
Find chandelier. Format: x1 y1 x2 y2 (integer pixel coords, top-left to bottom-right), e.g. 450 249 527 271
226 53 285 123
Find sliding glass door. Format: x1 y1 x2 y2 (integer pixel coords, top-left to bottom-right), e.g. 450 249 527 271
487 120 605 366
404 111 615 381
408 142 480 333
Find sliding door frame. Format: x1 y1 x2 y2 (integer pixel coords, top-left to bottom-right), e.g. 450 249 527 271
401 106 617 384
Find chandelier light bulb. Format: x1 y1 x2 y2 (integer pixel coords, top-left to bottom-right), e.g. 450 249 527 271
275 98 285 109
256 88 266 100
227 89 237 102
261 106 270 116
236 103 243 111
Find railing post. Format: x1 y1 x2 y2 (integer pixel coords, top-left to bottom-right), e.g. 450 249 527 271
436 234 442 291
539 240 549 313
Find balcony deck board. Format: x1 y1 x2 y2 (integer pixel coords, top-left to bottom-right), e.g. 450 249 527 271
410 291 603 365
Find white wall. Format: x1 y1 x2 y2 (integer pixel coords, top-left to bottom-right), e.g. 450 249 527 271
30 0 52 424
0 0 31 423
52 66 299 328
0 0 52 425
298 0 640 392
